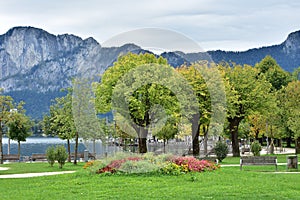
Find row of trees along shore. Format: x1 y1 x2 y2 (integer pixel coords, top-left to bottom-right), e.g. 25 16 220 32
93 53 300 157
1 53 300 164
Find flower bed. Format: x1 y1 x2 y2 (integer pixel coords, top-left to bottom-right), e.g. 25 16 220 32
83 153 219 175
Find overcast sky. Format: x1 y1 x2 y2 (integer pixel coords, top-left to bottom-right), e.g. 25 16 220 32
1 0 300 51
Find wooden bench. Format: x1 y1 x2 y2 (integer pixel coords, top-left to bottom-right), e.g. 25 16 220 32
31 154 47 161
240 156 277 171
200 156 219 164
71 152 96 160
3 154 20 161
241 147 250 154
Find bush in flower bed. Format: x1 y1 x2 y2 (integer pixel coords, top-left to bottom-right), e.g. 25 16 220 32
83 152 219 175
169 156 219 172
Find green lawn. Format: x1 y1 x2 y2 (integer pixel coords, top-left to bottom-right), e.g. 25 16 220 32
0 158 299 200
0 162 83 175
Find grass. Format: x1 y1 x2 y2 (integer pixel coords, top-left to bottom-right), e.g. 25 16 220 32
0 162 84 175
0 156 300 199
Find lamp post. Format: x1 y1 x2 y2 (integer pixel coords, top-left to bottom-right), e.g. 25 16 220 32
266 120 269 155
8 109 18 155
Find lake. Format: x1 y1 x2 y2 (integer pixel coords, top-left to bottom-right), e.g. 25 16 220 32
1 137 109 157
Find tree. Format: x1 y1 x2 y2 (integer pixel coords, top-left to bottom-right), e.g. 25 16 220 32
283 81 300 153
7 107 32 160
55 145 68 169
72 78 105 156
256 56 292 152
221 63 273 157
176 63 226 156
0 92 14 164
43 89 77 163
94 53 195 153
154 116 179 153
292 67 300 81
176 65 210 156
255 55 291 91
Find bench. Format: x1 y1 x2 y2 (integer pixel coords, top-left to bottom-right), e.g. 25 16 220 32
71 152 96 160
31 154 47 161
200 156 219 164
3 154 20 161
241 147 250 154
240 156 277 171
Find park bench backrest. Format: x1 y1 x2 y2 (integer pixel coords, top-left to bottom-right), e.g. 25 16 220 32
241 156 277 164
240 156 277 171
3 154 19 160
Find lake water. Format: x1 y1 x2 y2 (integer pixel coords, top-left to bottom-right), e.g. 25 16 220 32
1 137 103 157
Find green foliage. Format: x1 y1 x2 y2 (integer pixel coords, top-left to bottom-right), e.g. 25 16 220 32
5 101 32 159
43 89 76 140
55 145 68 168
46 146 56 167
72 78 104 141
119 160 159 174
177 63 226 156
0 93 14 163
221 63 273 156
94 53 191 153
160 162 184 175
255 55 291 91
7 111 32 143
250 141 262 156
214 141 229 162
284 81 300 138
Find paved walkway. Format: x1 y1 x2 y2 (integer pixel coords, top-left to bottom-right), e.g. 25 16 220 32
0 167 10 171
0 169 75 179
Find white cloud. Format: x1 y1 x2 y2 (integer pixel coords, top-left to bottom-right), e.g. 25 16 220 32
0 0 300 51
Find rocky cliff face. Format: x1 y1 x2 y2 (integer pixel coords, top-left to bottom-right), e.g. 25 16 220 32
1 26 300 118
0 27 142 118
0 26 141 92
282 30 300 59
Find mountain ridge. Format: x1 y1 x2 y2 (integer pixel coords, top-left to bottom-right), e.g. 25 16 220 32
1 26 300 119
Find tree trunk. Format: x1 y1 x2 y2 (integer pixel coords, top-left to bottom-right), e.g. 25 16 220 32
73 132 79 165
67 139 71 162
228 117 242 157
295 137 300 154
18 141 21 161
270 138 274 154
203 126 208 155
163 139 166 154
286 137 292 148
138 127 147 153
191 114 200 157
93 139 96 155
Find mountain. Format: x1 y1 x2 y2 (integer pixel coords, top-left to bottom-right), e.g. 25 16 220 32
1 26 300 119
206 30 300 72
0 26 142 118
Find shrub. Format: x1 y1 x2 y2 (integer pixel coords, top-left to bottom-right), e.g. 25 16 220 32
84 153 220 175
170 156 219 172
46 146 56 167
214 141 229 162
55 145 68 168
160 162 184 175
251 141 262 156
119 160 159 174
